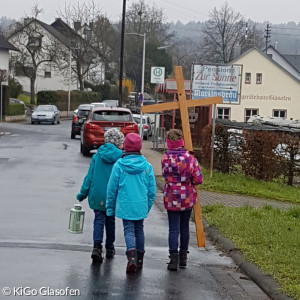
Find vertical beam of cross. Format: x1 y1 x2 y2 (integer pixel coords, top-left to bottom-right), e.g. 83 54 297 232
174 66 205 247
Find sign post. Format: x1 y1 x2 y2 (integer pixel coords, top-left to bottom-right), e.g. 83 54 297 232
142 66 223 247
0 69 8 123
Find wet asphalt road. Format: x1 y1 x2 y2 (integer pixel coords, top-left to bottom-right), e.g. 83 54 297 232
0 120 269 299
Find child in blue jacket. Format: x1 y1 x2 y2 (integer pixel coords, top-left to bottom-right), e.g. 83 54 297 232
77 128 124 263
106 133 156 273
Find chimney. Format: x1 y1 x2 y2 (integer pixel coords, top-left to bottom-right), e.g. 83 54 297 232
73 21 81 32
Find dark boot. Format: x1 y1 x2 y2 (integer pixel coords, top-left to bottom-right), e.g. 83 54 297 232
106 248 116 259
137 251 145 269
126 249 137 273
179 250 189 267
91 243 103 263
167 253 179 271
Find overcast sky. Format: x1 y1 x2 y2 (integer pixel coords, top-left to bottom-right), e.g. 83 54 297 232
1 0 300 25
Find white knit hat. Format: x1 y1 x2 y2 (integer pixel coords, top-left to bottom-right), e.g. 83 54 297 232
104 128 124 146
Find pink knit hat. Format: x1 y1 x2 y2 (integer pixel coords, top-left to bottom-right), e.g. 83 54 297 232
124 133 142 152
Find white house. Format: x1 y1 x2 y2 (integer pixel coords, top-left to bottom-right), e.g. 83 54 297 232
216 47 300 122
0 35 18 84
8 18 104 94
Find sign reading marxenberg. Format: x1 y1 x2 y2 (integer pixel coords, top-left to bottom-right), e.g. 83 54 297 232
192 65 240 103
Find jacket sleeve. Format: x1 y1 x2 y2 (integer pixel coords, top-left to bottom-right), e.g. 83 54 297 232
147 164 156 212
190 156 204 186
77 156 96 201
106 163 120 216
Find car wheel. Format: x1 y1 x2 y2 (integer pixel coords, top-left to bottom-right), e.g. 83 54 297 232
81 143 90 156
31 120 34 124
71 131 76 139
52 119 55 125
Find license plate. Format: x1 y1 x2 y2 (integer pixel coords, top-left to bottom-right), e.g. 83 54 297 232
104 127 121 131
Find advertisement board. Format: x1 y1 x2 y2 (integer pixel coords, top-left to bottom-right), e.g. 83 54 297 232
192 64 241 103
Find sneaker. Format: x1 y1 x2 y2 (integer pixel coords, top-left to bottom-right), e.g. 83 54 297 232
106 249 116 259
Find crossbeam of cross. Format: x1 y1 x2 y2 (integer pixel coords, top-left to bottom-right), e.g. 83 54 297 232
142 66 223 247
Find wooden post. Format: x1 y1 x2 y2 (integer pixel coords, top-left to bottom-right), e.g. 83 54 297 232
142 66 223 247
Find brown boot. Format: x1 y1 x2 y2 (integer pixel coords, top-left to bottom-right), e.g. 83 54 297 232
137 251 145 269
167 253 178 271
126 249 137 273
179 250 189 267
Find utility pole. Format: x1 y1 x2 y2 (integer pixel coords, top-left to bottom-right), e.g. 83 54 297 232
265 24 271 52
119 0 126 107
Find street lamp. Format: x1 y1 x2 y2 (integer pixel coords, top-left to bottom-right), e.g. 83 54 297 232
126 32 146 137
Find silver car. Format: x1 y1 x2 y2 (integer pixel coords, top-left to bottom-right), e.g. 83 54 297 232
133 114 153 140
31 105 61 125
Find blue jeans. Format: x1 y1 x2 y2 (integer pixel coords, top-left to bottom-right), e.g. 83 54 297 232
93 210 115 250
122 219 145 252
167 209 193 253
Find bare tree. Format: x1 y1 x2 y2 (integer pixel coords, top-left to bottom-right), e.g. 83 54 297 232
202 3 246 64
124 0 174 91
9 18 59 104
56 1 116 89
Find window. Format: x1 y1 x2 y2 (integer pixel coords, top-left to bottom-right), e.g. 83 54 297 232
256 73 262 84
44 71 51 78
245 73 251 84
217 108 230 120
27 36 42 48
245 109 259 122
15 63 33 77
273 110 286 118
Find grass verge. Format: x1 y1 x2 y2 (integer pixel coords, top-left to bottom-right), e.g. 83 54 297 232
202 204 300 299
18 94 36 105
201 168 300 204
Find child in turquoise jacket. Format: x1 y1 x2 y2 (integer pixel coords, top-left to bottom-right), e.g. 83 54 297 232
106 133 156 273
77 128 124 263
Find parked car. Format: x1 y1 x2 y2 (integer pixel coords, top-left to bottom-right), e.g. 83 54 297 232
80 107 138 155
132 114 153 140
102 100 119 107
90 102 108 108
31 105 60 124
71 104 93 139
9 98 26 108
273 143 300 162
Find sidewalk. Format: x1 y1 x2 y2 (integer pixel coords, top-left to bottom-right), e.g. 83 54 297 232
141 140 294 300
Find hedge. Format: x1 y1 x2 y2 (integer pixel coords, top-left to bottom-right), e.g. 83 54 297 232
7 103 25 116
36 90 101 111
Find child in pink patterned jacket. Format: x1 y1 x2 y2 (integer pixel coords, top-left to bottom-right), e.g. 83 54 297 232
161 129 203 271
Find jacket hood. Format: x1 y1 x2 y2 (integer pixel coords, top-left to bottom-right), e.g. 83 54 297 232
97 143 123 163
118 154 148 174
164 150 190 175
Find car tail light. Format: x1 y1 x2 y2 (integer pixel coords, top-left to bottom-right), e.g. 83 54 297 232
125 123 138 131
73 115 78 123
85 122 100 130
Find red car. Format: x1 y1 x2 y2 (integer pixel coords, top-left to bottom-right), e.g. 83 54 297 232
80 107 139 156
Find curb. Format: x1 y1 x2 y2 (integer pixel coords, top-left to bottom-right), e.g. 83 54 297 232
154 176 293 300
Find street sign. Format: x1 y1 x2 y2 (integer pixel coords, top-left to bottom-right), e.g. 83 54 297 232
192 64 241 103
151 67 165 84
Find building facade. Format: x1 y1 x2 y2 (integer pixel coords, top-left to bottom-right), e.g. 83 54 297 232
216 48 300 122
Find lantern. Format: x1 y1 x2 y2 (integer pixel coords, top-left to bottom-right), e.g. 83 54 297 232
68 203 85 234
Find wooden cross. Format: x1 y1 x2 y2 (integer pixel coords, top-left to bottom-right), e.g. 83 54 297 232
142 66 223 247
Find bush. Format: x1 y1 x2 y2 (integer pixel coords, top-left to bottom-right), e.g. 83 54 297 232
241 130 281 181
37 91 59 105
36 90 101 111
9 78 23 98
8 103 25 116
